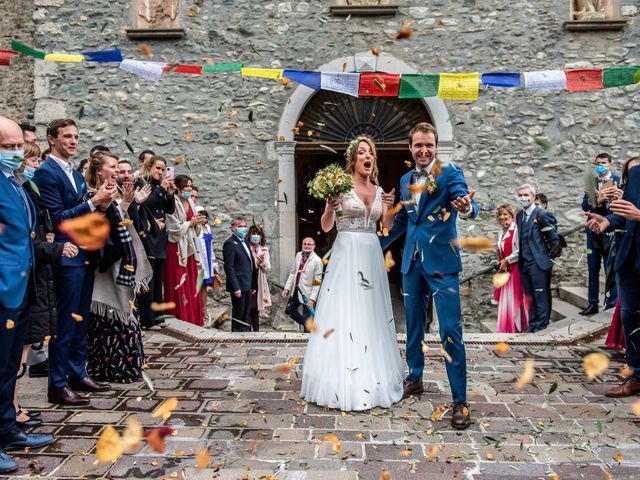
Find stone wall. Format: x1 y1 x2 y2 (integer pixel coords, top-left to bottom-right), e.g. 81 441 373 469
0 0 35 122
7 0 640 329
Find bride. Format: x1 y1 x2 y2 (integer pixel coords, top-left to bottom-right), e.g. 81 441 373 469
300 135 404 411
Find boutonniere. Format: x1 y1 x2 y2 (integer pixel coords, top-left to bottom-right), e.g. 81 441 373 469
81 182 86 190
426 174 438 194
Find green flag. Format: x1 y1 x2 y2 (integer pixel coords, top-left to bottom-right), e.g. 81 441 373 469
203 63 243 73
11 39 46 59
602 66 640 88
399 74 440 98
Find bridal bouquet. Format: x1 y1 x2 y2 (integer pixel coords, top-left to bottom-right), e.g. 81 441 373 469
307 164 353 215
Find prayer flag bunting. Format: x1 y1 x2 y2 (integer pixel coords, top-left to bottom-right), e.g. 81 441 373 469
0 50 18 66
522 70 566 90
163 63 203 74
398 74 439 98
602 66 640 88
564 69 603 92
10 39 46 59
119 59 166 83
241 68 283 79
83 49 123 63
320 72 360 97
438 73 480 101
481 72 521 88
44 53 85 62
282 70 321 90
358 73 400 97
203 63 243 73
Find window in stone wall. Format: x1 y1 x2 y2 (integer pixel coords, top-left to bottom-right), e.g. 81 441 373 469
126 0 185 39
564 0 627 30
330 0 398 16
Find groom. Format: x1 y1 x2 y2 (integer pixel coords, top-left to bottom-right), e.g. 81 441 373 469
383 122 477 430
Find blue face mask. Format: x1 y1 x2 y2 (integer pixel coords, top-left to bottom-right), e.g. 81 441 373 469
595 164 609 175
0 150 24 173
180 191 192 200
250 234 261 245
236 227 248 239
19 165 36 182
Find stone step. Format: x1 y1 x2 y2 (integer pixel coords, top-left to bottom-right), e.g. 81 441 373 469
183 469 358 480
558 285 592 310
550 298 581 322
480 319 497 333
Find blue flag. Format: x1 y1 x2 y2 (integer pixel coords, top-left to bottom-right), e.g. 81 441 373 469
282 70 321 90
481 72 521 88
83 49 124 63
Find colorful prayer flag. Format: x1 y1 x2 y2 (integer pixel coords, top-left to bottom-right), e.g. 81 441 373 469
398 74 440 98
83 49 123 63
358 73 400 97
119 59 166 83
481 72 521 88
522 70 566 90
10 39 46 59
602 66 640 88
564 69 603 92
203 63 243 73
320 72 360 97
44 53 85 63
241 68 283 79
0 50 18 66
163 63 203 75
437 73 480 101
282 70 321 90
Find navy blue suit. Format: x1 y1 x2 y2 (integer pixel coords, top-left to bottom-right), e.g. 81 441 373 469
605 168 640 381
222 234 258 332
0 172 36 435
383 162 478 404
516 207 559 332
581 174 620 308
33 157 95 389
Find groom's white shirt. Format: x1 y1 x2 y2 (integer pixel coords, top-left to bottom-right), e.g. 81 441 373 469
284 250 324 302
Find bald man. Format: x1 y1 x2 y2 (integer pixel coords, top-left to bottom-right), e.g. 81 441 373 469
0 116 53 472
282 237 324 332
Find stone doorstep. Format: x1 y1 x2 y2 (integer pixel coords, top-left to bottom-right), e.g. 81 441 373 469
182 469 358 480
558 285 603 311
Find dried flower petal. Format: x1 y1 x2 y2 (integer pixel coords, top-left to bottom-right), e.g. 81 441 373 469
515 358 535 390
95 425 123 463
583 352 609 380
492 272 511 288
152 398 178 420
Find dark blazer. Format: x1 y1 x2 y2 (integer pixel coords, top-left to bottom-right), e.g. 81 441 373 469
33 157 92 267
606 171 640 272
582 174 621 236
516 206 559 271
134 178 175 259
222 234 258 292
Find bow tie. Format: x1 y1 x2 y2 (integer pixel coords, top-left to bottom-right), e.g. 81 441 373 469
413 169 430 179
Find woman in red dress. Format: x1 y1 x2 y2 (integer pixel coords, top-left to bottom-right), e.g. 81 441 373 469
495 204 528 333
163 174 207 326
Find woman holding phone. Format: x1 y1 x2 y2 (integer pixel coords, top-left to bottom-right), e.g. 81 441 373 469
134 155 177 328
164 174 208 326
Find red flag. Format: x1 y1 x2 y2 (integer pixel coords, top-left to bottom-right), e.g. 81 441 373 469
358 73 400 97
564 69 603 92
162 63 203 75
0 50 18 66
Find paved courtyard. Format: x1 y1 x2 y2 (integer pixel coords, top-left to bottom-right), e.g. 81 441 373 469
10 328 640 480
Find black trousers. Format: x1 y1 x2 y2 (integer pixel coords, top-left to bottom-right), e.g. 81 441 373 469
138 258 165 328
285 288 312 332
521 260 552 332
231 292 252 332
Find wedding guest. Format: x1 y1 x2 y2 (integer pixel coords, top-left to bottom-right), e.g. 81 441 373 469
223 217 258 332
19 123 37 143
248 225 272 332
134 155 176 329
494 204 528 333
282 237 323 332
134 149 155 178
84 152 151 383
164 174 206 326
191 185 199 204
195 206 220 324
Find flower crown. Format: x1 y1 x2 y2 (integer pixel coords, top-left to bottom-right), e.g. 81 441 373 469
344 135 374 160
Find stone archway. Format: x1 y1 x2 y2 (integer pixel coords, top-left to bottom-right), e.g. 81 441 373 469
272 52 454 280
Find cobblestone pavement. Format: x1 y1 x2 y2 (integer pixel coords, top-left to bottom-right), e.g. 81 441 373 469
10 329 640 480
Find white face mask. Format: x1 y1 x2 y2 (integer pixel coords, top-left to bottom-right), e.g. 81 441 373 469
518 196 533 208
302 246 314 253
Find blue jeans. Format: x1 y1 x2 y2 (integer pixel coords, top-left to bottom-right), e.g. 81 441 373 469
617 265 640 381
586 233 618 308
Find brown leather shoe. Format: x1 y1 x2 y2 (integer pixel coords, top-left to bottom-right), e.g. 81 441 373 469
68 377 111 393
451 402 472 430
48 386 90 406
605 378 640 398
402 380 424 400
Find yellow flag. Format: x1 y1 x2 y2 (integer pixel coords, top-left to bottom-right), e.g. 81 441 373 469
44 53 85 62
241 68 283 79
437 73 480 101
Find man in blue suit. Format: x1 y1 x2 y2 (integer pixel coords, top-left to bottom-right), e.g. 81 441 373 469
383 122 477 430
0 116 54 473
33 119 115 406
580 153 620 315
586 158 640 397
515 184 559 333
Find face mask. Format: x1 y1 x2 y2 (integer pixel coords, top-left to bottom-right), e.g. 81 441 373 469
518 196 532 208
180 191 191 199
250 235 261 245
0 150 24 173
302 246 314 253
236 227 248 239
19 165 36 182
595 165 609 175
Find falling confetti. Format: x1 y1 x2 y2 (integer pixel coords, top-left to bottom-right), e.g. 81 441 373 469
515 358 535 390
5 319 15 329
396 26 413 40
583 352 609 380
455 237 496 251
323 328 335 339
152 398 178 420
196 448 210 469
71 313 83 322
384 251 395 272
59 212 110 251
95 426 123 463
323 434 341 454
492 272 511 288
151 301 176 312
494 342 510 355
121 417 143 454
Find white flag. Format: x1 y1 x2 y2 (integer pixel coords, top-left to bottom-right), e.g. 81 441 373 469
320 72 360 97
522 70 567 90
119 59 167 83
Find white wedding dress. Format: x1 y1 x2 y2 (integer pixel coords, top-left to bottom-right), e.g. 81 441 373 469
300 187 404 411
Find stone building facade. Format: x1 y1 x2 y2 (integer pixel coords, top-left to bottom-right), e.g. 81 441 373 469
1 0 639 330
